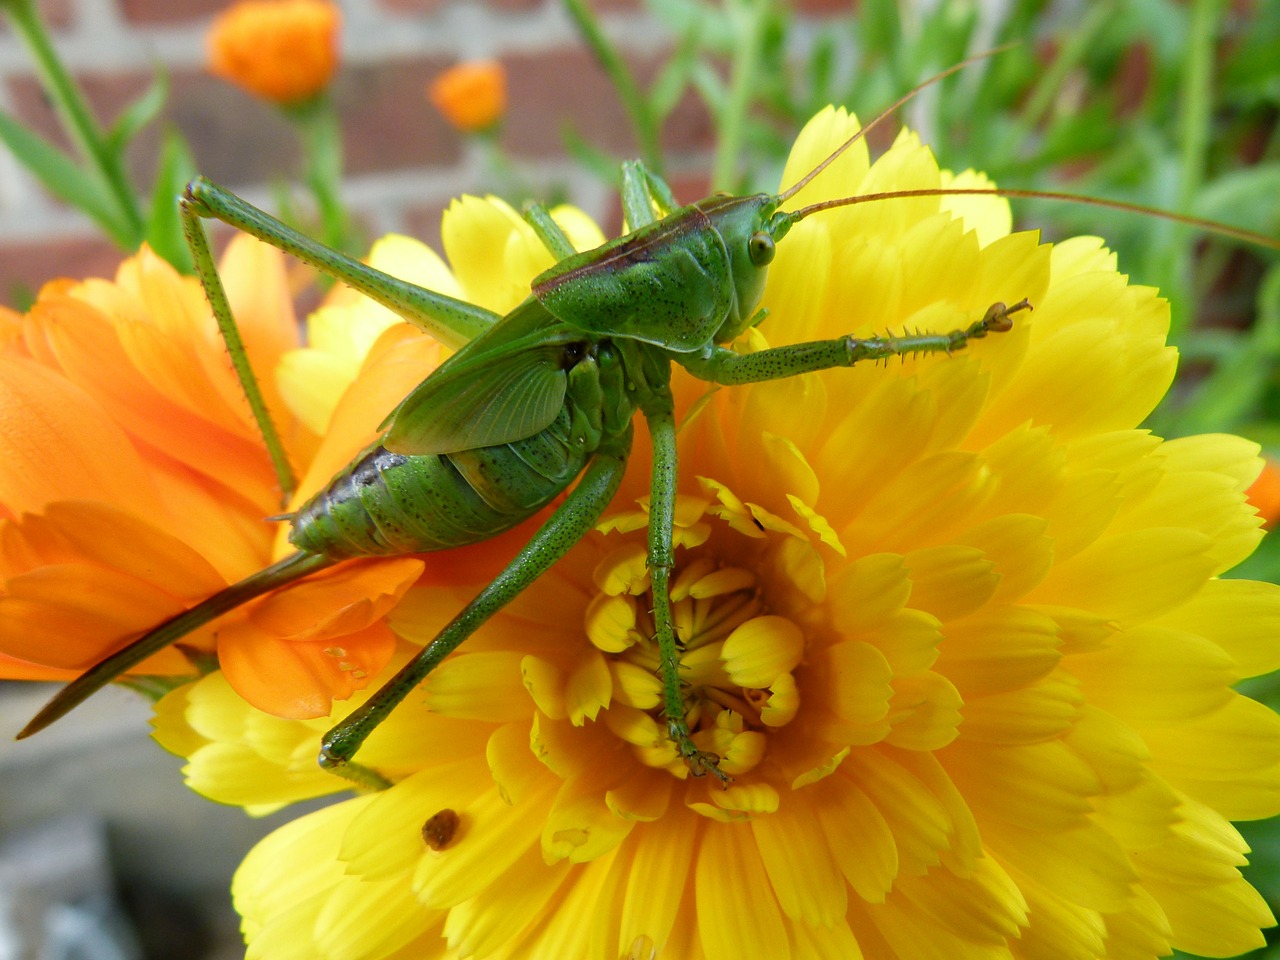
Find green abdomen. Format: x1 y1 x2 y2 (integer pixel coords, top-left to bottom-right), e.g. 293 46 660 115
288 405 592 558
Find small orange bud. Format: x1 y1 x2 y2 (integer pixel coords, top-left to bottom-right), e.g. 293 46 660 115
208 0 341 105
1247 456 1280 530
428 61 507 133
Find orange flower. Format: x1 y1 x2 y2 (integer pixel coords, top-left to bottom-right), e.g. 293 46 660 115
1247 456 1280 530
0 239 415 718
428 61 507 133
208 0 341 105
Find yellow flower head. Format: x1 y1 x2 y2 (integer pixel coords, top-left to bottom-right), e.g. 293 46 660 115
208 0 341 105
428 60 507 134
157 109 1280 959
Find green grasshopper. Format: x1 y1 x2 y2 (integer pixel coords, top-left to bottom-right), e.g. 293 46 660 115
18 63 1268 786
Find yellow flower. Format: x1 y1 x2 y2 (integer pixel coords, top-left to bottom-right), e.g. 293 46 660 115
208 0 341 105
428 61 507 134
156 109 1280 959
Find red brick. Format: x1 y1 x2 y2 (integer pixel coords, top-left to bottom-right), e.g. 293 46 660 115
375 0 447 14
0 234 124 310
119 0 225 26
0 0 73 31
163 71 301 185
485 0 547 10
7 67 301 193
336 58 463 175
501 47 713 160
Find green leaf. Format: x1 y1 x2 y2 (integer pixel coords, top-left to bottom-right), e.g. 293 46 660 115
145 126 196 273
105 69 169 156
561 125 618 186
0 108 134 248
1177 265 1280 434
1193 165 1280 239
649 29 699 121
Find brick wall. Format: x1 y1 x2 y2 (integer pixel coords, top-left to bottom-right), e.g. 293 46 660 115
0 0 847 306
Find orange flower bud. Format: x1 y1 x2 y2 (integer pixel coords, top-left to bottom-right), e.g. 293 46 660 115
208 0 341 105
428 60 507 133
1247 456 1280 530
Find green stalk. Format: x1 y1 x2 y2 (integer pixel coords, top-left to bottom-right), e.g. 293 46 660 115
1168 0 1221 337
289 94 350 254
711 0 765 192
3 0 143 245
562 0 663 176
1018 2 1113 132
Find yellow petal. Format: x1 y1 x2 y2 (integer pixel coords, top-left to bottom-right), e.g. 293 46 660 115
751 798 847 926
812 773 898 902
695 826 790 960
720 615 804 688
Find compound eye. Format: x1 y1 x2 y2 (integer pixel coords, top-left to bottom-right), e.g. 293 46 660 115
748 231 776 266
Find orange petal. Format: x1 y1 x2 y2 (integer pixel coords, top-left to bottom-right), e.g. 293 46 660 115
0 355 159 517
0 650 80 681
29 290 278 509
248 557 424 641
0 563 195 672
38 501 228 600
218 619 397 718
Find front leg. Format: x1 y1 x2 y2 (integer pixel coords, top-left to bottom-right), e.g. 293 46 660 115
682 300 1029 386
641 389 731 784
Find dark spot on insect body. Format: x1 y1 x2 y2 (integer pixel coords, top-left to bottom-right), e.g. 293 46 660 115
561 341 589 369
422 808 460 850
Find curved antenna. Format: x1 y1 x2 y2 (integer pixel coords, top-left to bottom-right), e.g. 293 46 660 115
776 45 1014 206
781 187 1280 250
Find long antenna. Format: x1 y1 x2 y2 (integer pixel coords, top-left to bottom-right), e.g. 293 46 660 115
782 187 1280 250
776 45 1014 206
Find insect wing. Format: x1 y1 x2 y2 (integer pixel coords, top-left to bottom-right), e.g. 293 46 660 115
382 342 570 455
532 204 732 352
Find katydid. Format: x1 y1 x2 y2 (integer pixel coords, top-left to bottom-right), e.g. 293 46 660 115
16 66 1274 788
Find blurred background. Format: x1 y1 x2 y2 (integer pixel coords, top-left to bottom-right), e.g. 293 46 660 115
1 0 1278 957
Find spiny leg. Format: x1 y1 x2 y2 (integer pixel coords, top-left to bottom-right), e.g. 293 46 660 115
319 430 633 787
180 197 297 501
641 390 730 784
523 159 678 262
620 159 678 230
682 300 1030 386
180 178 508 502
182 178 500 352
523 203 577 261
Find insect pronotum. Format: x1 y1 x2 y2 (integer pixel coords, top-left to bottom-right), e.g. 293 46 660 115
16 55 1276 787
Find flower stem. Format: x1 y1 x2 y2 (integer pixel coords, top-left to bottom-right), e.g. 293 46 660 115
711 0 766 192
290 94 350 254
562 0 664 176
1168 0 1221 336
3 0 143 246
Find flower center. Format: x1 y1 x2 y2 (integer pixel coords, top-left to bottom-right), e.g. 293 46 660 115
584 542 805 779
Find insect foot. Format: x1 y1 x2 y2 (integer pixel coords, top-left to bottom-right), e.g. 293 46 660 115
976 298 1032 336
944 298 1032 353
669 716 732 786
